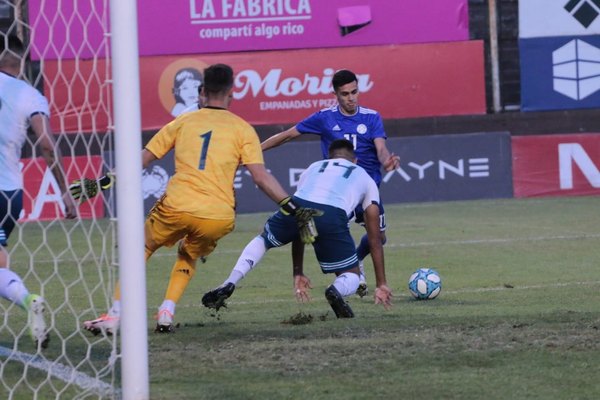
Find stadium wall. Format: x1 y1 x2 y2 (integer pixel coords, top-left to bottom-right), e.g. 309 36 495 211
18 131 600 220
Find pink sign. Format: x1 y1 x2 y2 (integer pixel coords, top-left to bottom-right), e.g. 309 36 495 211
29 0 468 59
28 0 109 60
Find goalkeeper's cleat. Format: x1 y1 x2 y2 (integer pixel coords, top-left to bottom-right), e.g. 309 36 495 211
25 294 50 349
202 282 235 311
325 285 355 318
154 309 175 334
83 314 119 336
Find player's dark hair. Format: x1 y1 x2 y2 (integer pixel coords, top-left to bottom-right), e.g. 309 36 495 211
0 34 25 61
332 69 357 91
203 63 234 96
328 139 355 159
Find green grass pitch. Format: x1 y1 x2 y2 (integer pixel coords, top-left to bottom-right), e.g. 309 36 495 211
2 196 600 399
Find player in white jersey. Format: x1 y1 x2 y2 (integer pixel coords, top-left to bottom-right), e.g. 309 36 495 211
0 35 77 349
202 139 393 317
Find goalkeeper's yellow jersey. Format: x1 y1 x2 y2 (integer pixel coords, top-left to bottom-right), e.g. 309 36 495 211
145 106 264 219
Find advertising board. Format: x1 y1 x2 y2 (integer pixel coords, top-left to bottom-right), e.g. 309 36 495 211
512 133 600 197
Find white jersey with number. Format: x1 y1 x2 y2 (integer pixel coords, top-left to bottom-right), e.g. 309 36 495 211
0 72 50 190
295 158 380 217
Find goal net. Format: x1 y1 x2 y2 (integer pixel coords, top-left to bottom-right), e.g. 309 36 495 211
1 0 121 398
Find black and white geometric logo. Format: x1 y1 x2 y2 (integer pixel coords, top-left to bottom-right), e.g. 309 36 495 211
564 0 600 28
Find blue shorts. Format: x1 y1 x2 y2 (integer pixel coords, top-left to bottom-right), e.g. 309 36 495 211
261 197 358 274
352 199 386 231
0 190 23 246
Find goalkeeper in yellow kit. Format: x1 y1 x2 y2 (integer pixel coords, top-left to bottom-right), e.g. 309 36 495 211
73 64 319 334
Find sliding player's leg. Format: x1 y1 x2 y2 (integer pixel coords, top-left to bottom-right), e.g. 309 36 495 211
202 211 298 310
311 205 360 318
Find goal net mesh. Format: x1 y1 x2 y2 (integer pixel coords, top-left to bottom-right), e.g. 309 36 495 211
1 0 120 398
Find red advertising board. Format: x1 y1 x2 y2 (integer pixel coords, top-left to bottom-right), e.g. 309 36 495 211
43 41 485 133
143 41 485 128
42 59 112 135
512 134 600 198
21 156 105 221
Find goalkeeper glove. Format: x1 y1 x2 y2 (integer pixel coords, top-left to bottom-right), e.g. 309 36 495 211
69 172 115 202
278 197 324 244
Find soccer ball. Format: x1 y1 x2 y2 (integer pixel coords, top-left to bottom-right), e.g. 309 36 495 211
408 268 442 300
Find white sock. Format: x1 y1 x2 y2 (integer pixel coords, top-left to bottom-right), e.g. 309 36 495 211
0 269 30 307
108 300 121 317
358 260 366 282
225 236 267 285
332 272 360 297
159 299 176 315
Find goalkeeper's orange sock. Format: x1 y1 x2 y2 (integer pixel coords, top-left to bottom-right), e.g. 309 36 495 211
163 257 197 303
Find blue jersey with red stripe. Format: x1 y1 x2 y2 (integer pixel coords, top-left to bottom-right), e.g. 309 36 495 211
296 105 387 185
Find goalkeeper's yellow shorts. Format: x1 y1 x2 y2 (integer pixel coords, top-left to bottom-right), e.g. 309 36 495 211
145 197 234 260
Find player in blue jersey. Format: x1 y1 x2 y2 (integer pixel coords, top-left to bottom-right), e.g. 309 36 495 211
202 139 393 317
261 69 400 298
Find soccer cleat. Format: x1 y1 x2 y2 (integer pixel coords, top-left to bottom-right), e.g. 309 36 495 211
201 282 235 311
155 309 175 333
25 294 50 349
356 281 369 298
325 285 355 318
356 262 368 298
83 314 119 336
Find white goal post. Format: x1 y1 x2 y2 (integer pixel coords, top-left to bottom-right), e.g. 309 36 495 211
0 0 149 398
109 0 149 398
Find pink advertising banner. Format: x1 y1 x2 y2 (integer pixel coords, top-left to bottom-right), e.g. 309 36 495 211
29 0 468 59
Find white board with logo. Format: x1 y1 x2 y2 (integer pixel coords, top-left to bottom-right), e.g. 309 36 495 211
520 0 600 38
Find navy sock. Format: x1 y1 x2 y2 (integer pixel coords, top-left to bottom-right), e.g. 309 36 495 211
356 234 370 260
356 233 387 260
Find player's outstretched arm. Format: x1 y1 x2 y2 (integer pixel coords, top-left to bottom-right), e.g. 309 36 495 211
364 203 393 309
261 126 301 151
69 173 115 202
69 149 158 202
142 148 158 168
245 163 290 203
374 137 400 172
30 114 77 218
246 163 323 244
